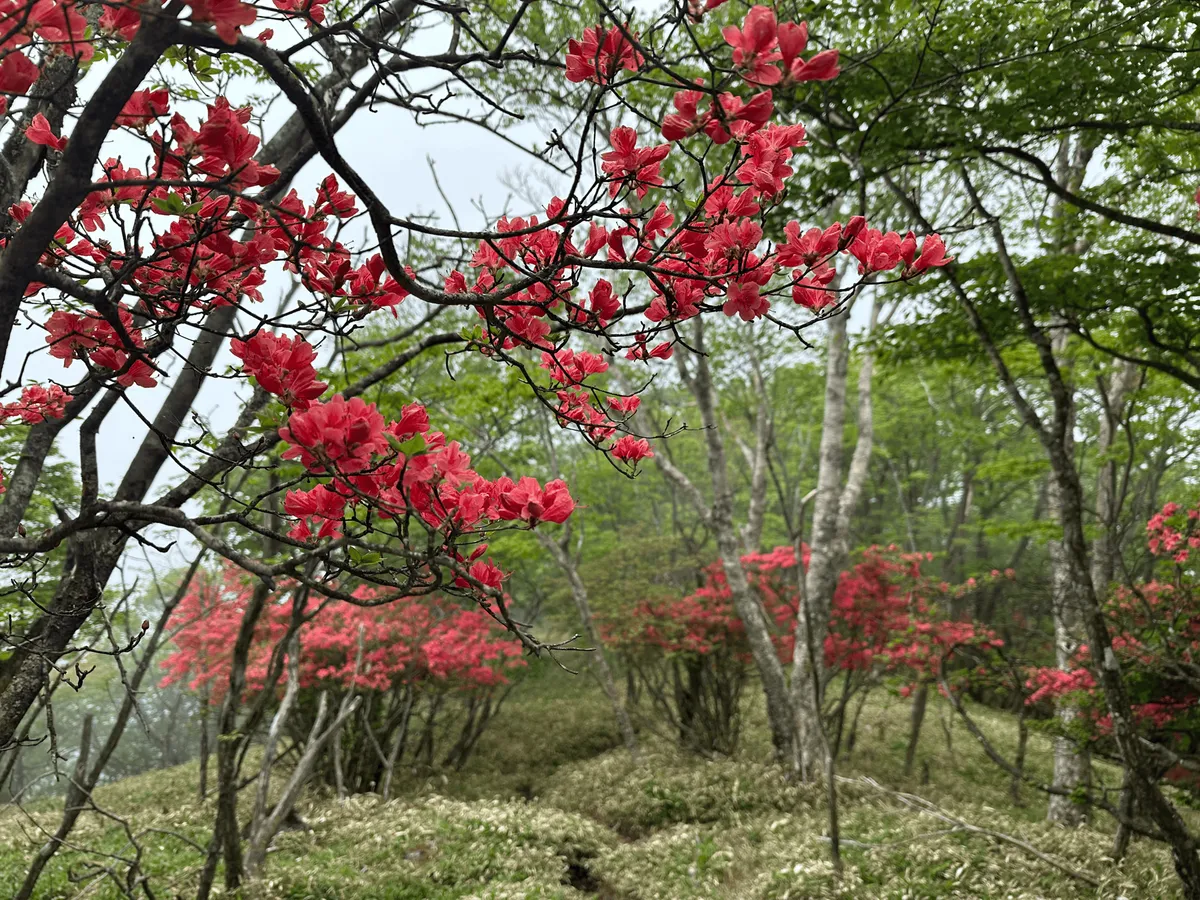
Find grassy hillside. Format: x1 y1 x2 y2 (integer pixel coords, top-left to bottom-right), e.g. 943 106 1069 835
0 668 1186 898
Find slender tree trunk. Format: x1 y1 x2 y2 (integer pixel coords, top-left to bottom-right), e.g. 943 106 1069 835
244 691 361 877
380 686 414 803
1110 770 1136 861
198 581 272 898
892 167 1200 897
945 468 975 619
792 299 879 780
333 729 347 800
249 634 301 838
844 687 870 759
1046 334 1090 826
686 322 796 763
538 529 639 761
1091 360 1138 593
961 170 1200 893
1011 701 1028 806
1047 526 1091 826
1091 361 1139 844
903 683 929 778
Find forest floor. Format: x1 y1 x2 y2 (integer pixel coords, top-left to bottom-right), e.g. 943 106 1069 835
0 665 1191 899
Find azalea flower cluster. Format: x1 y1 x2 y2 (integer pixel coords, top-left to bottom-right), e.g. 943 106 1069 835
720 5 840 86
1024 656 1192 738
1020 503 1200 745
43 306 159 388
0 0 323 129
565 11 950 332
0 384 70 425
602 546 807 661
0 383 70 494
427 7 951 465
233 325 573 600
1146 500 1200 564
605 543 997 686
537 347 653 463
159 567 524 701
26 96 408 333
1025 665 1096 706
22 93 413 440
825 547 1001 679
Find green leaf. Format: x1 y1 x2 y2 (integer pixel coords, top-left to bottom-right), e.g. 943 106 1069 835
151 193 191 216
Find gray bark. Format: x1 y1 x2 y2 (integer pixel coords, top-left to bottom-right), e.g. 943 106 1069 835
679 321 796 762
248 633 301 841
244 692 361 878
791 298 879 780
890 163 1200 899
1093 360 1138 846
1045 331 1090 827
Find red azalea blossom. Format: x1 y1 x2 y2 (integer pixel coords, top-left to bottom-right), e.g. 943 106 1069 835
279 395 390 473
231 330 328 409
492 476 575 525
284 484 346 541
601 126 670 199
0 384 70 423
189 0 257 44
26 113 66 151
722 6 782 85
115 89 170 129
611 435 653 462
565 24 644 84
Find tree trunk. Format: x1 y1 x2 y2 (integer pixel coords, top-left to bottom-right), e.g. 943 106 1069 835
792 299 879 780
903 683 928 779
687 322 795 763
960 169 1200 892
244 691 361 878
1045 344 1091 826
199 580 273 898
1011 701 1028 806
380 686 414 803
1091 360 1139 593
1110 770 1136 861
894 166 1200 897
1046 515 1091 827
539 529 639 762
249 633 301 839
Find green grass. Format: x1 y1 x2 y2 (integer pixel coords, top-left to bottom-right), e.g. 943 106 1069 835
0 669 1189 898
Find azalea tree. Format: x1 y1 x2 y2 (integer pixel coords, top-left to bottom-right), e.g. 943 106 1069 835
605 542 1000 756
159 564 525 792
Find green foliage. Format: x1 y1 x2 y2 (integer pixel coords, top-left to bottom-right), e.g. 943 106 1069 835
247 796 616 900
542 748 829 838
